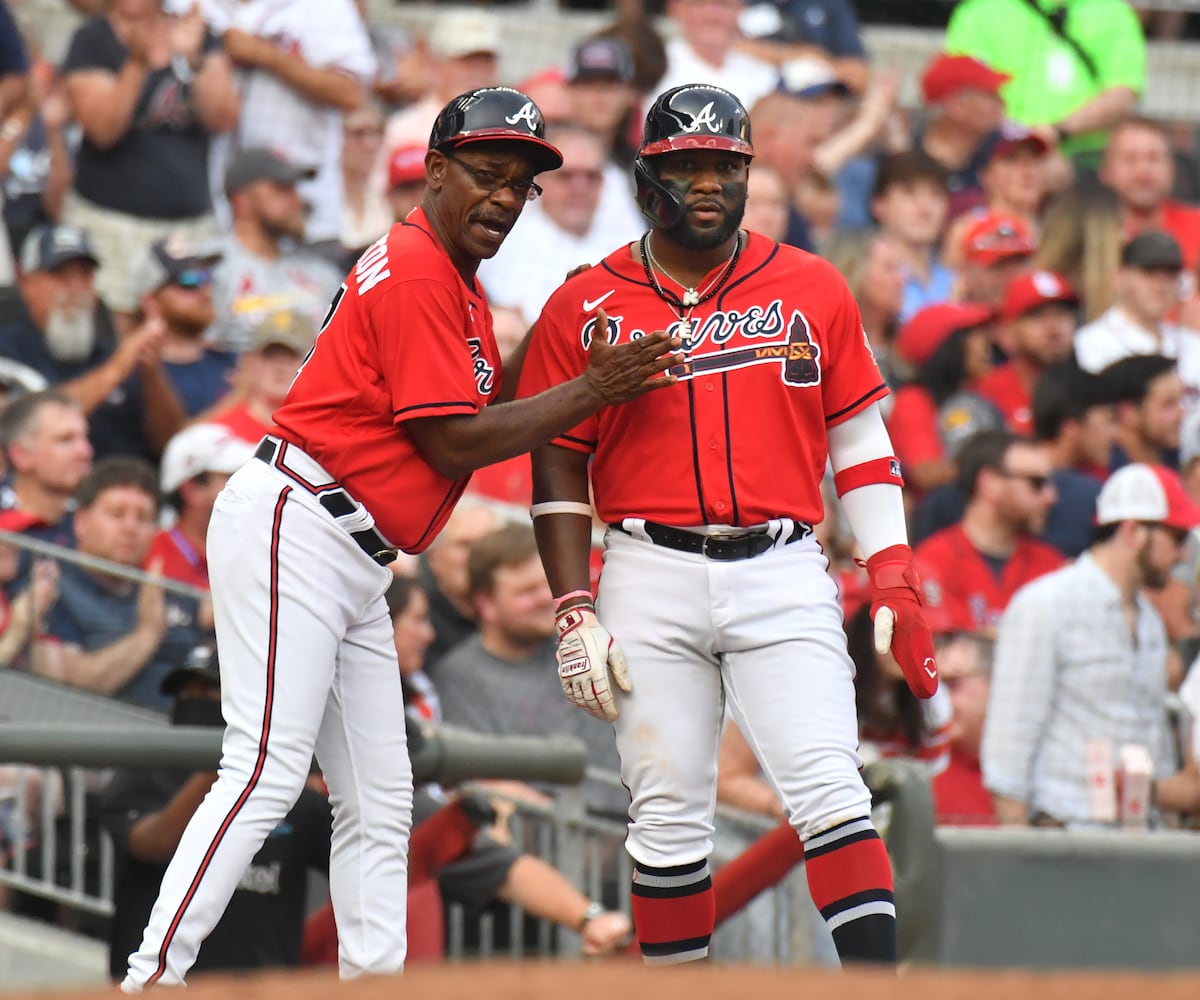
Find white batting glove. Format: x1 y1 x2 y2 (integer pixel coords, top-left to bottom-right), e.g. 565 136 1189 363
554 604 631 723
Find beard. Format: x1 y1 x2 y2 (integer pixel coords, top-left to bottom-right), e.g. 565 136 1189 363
660 182 747 251
1137 537 1171 590
44 301 97 362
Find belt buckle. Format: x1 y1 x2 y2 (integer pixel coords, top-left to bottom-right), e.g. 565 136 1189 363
373 548 399 567
702 534 740 561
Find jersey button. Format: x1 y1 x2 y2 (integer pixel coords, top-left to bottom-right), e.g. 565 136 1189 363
705 381 714 392
708 439 718 449
715 500 727 512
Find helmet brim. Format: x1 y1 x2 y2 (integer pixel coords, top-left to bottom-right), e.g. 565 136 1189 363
639 135 754 158
439 131 564 174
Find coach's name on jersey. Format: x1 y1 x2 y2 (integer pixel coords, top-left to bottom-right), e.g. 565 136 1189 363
354 234 391 296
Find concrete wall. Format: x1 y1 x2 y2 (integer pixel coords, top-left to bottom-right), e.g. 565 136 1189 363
915 827 1200 970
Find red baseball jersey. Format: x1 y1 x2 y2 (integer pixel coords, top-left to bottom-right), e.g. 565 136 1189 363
273 208 502 553
914 524 1065 634
517 233 887 526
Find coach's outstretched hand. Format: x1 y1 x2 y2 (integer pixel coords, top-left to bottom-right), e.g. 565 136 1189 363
555 602 631 723
865 544 938 699
583 307 682 404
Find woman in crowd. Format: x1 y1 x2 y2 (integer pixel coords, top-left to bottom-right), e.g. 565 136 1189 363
885 303 1004 499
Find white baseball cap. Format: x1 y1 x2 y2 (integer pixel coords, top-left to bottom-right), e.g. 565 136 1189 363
1095 463 1200 530
428 10 501 60
161 424 255 494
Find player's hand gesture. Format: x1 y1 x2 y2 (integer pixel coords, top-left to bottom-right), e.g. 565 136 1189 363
554 602 631 722
865 544 938 699
582 307 681 405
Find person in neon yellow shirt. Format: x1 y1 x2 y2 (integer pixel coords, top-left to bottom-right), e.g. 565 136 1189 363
945 0 1144 162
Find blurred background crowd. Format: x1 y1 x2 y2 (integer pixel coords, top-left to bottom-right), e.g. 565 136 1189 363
2 0 1200 978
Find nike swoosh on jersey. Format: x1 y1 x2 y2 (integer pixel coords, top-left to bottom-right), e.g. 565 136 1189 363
583 290 615 311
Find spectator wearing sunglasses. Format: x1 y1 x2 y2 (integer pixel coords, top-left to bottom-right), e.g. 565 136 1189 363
132 236 233 418
913 430 1065 641
0 223 184 460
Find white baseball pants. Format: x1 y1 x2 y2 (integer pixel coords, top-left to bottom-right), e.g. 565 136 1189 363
599 522 871 867
122 456 412 990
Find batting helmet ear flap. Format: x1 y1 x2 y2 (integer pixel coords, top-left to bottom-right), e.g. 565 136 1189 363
634 157 685 229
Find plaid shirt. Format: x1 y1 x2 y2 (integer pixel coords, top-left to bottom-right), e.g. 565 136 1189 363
982 552 1176 826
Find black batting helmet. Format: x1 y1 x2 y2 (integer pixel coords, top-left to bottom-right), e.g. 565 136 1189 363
635 84 755 228
429 87 563 174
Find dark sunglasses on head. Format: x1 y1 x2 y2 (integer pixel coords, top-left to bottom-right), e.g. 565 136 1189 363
172 268 213 289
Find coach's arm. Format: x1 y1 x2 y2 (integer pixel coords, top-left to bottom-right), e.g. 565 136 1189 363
407 320 679 481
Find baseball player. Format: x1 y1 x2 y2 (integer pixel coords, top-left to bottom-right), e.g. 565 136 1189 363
518 84 938 967
120 86 680 992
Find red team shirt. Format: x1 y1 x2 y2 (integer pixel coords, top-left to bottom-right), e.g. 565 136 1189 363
913 524 1065 634
145 529 210 590
517 233 887 526
273 208 502 553
973 364 1033 436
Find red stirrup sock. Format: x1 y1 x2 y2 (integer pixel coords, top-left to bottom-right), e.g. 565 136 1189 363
803 816 897 965
630 859 715 965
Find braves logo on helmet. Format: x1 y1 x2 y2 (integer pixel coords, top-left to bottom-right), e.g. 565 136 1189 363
677 101 723 134
503 101 542 132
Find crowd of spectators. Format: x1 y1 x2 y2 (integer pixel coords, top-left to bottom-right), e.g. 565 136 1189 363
2 0 1200 974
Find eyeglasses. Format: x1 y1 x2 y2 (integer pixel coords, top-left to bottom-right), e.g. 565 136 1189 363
441 148 542 202
999 469 1053 492
171 268 212 290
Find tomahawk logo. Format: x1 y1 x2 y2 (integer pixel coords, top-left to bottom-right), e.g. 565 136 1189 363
679 101 722 134
504 101 541 131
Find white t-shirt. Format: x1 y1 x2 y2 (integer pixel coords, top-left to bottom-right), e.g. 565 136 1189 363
478 189 644 326
656 38 778 114
227 0 376 244
1074 305 1200 413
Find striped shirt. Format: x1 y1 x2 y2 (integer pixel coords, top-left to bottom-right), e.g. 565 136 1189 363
981 553 1176 826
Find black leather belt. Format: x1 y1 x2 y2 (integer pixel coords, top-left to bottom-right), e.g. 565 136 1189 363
617 520 810 561
254 438 398 566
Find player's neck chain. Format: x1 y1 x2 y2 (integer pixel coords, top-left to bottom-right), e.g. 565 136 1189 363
640 231 743 337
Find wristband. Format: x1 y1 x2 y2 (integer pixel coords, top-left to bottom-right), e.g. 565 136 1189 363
531 501 593 518
833 456 904 497
555 589 594 611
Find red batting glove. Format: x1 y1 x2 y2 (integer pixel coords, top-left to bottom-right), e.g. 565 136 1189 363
864 544 938 699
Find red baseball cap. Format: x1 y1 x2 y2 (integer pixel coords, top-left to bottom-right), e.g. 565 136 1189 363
894 302 995 367
1095 463 1200 531
921 54 1010 104
962 213 1037 267
980 122 1051 164
1000 270 1079 321
388 144 427 189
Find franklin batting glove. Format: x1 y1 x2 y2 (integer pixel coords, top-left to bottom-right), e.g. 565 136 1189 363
865 544 939 699
554 605 631 722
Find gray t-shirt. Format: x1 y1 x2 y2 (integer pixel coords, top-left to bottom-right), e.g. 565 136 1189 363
206 234 344 354
435 635 625 814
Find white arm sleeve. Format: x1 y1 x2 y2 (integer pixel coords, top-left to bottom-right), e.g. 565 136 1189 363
826 403 909 560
